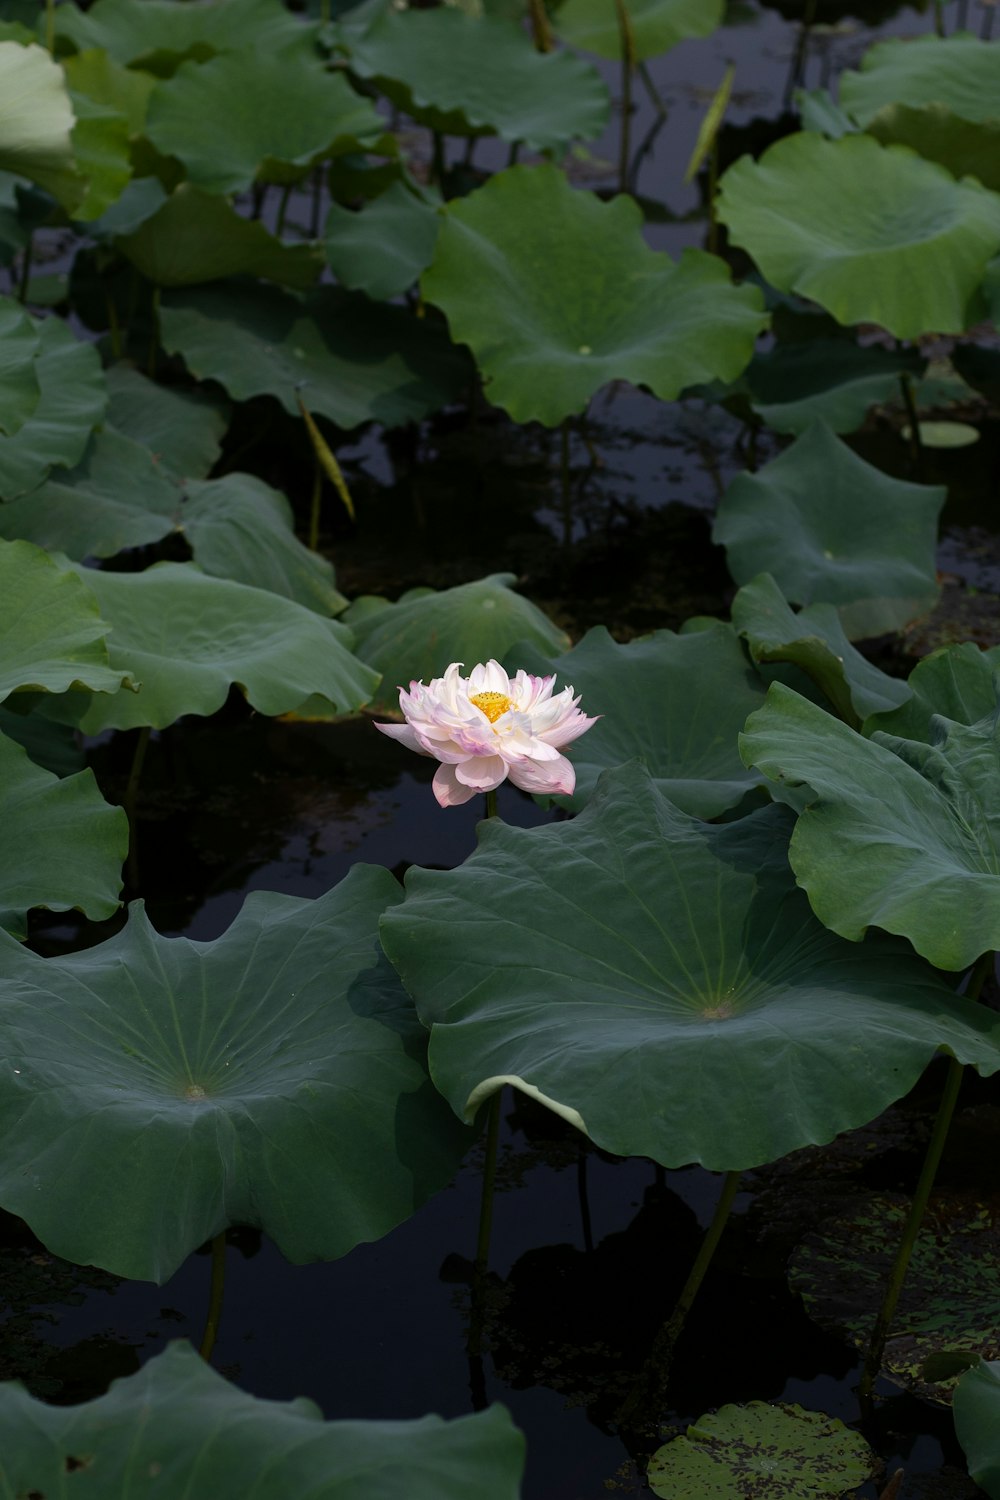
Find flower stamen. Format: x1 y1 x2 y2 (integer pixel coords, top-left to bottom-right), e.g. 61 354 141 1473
470 690 512 723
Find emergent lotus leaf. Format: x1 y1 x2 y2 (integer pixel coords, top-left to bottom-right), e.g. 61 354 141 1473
555 0 724 63
954 1360 1000 1498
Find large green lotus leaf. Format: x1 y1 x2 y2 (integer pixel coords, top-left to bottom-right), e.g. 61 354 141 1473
422 165 767 427
955 1360 1000 1498
115 184 321 289
160 280 468 431
716 131 1000 338
103 363 228 480
145 45 385 196
865 104 1000 195
325 180 441 302
379 763 1000 1170
840 34 1000 129
63 45 156 134
864 643 1000 741
0 298 39 438
0 727 126 938
647 1402 874 1499
0 313 107 499
0 868 471 1281
0 41 75 202
789 1195 1000 1403
66 86 133 221
744 338 924 436
52 562 377 731
0 703 83 777
555 0 723 62
740 682 1000 970
732 574 910 728
344 573 568 715
713 422 945 640
344 10 609 151
509 622 768 816
0 1343 524 1500
181 474 347 614
54 0 305 72
0 538 128 701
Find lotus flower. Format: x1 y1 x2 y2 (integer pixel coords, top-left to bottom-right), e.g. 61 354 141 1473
375 659 598 807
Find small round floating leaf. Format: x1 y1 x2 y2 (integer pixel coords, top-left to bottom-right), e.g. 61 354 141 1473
325 180 442 302
344 573 568 715
713 421 945 639
510 622 769 816
422 164 767 426
716 131 1000 338
0 314 107 499
380 762 1000 1170
0 727 127 938
740 681 1000 970
790 1195 1000 1403
53 561 377 731
555 0 723 63
648 1402 875 1499
955 1360 1000 1497
160 280 468 431
344 9 609 152
864 642 1000 741
146 45 385 197
0 869 471 1281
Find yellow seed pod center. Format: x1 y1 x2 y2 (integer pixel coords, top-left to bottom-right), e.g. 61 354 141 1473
470 691 512 724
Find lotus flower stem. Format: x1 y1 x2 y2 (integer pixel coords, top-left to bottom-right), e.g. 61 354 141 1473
578 1143 594 1253
45 0 55 53
613 0 636 194
199 1232 227 1362
526 0 554 52
858 949 993 1404
783 0 816 108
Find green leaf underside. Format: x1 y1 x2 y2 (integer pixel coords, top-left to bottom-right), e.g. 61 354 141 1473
732 574 911 726
713 421 945 639
325 181 442 302
716 131 1000 338
740 682 1000 970
510 622 768 816
841 33 1000 128
345 10 609 151
0 870 471 1281
160 280 468 431
0 728 126 938
790 1195 1000 1403
0 1344 524 1498
145 45 385 197
41 562 376 731
422 165 767 426
744 338 923 435
0 539 126 700
380 763 1000 1170
954 1361 1000 1498
0 314 107 500
555 0 724 62
345 573 569 714
648 1402 874 1499
864 642 1000 741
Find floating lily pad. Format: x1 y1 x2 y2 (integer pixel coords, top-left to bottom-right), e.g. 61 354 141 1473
0 538 128 701
54 0 304 72
0 868 471 1281
732 574 911 727
0 728 126 938
954 1360 1000 1498
744 339 923 435
160 280 468 431
0 298 39 437
864 642 1000 741
789 1194 1000 1403
115 184 321 288
422 165 767 426
555 0 724 62
0 307 107 499
0 1343 524 1499
145 45 386 196
344 573 568 714
43 562 377 731
648 1402 875 1498
380 763 1000 1169
713 421 945 639
740 682 1000 970
716 131 1000 338
344 9 609 152
325 180 441 301
509 622 768 815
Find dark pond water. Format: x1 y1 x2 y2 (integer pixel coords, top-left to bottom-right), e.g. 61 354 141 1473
11 2 1000 1497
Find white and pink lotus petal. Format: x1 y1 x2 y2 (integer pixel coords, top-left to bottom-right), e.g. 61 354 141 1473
432 762 479 807
506 752 577 797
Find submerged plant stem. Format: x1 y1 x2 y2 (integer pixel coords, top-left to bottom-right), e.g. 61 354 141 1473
199 1232 227 1362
